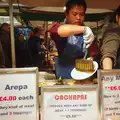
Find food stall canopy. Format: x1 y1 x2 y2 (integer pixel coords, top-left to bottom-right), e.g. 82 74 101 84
0 16 21 26
0 2 32 15
2 0 119 9
1 0 117 21
21 7 114 22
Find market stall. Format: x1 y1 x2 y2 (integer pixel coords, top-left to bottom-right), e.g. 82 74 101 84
1 0 117 68
0 1 120 120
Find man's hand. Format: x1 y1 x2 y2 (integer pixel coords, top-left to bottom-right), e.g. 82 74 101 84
83 27 94 48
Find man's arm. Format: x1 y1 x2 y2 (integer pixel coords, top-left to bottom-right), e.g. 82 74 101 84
101 33 120 69
57 24 85 37
50 23 94 48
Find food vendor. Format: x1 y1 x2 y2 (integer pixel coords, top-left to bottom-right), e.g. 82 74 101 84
50 0 99 79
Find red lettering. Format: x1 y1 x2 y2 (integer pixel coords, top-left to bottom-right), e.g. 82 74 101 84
77 95 81 100
60 95 63 100
85 95 87 100
64 95 68 100
54 95 59 100
73 95 76 100
0 96 2 101
54 95 87 100
9 112 12 115
69 95 72 100
3 96 7 101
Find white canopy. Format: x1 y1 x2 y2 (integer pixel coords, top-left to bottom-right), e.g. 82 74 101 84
31 7 114 13
1 0 119 9
0 16 21 26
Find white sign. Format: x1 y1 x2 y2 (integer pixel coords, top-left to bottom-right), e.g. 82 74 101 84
0 67 39 120
41 85 100 120
98 70 120 120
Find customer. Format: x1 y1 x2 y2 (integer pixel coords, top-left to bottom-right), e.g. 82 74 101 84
28 27 43 66
101 5 120 69
0 41 5 68
0 23 12 67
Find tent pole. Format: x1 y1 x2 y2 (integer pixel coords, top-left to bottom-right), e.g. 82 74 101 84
96 21 99 40
44 21 48 67
9 0 16 68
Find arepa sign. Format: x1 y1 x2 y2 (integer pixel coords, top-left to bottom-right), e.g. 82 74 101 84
0 67 39 120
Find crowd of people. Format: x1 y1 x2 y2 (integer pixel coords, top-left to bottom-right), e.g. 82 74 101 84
0 0 120 79
0 24 56 68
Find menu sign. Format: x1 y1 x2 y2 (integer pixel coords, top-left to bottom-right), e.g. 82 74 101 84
41 85 100 120
0 68 39 120
98 70 120 120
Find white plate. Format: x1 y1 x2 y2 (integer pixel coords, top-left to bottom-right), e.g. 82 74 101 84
71 61 98 80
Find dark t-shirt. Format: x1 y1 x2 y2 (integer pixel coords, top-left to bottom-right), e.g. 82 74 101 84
0 31 12 67
28 36 41 56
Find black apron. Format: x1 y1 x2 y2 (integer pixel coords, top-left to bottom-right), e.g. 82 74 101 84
55 35 86 79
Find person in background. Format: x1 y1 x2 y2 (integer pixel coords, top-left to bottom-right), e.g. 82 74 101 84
50 0 99 79
49 39 57 52
101 5 120 69
39 38 47 65
0 23 12 68
28 27 42 66
0 41 5 68
16 34 30 67
40 38 47 52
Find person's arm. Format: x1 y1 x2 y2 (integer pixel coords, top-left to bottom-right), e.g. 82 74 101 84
57 24 85 37
102 57 113 69
50 23 94 46
101 33 120 69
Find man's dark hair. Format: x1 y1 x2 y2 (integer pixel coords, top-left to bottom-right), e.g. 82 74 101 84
0 23 9 30
65 0 87 13
33 27 41 35
110 5 120 22
115 5 120 16
40 38 45 44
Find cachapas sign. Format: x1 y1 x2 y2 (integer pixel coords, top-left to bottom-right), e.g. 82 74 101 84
41 85 100 120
